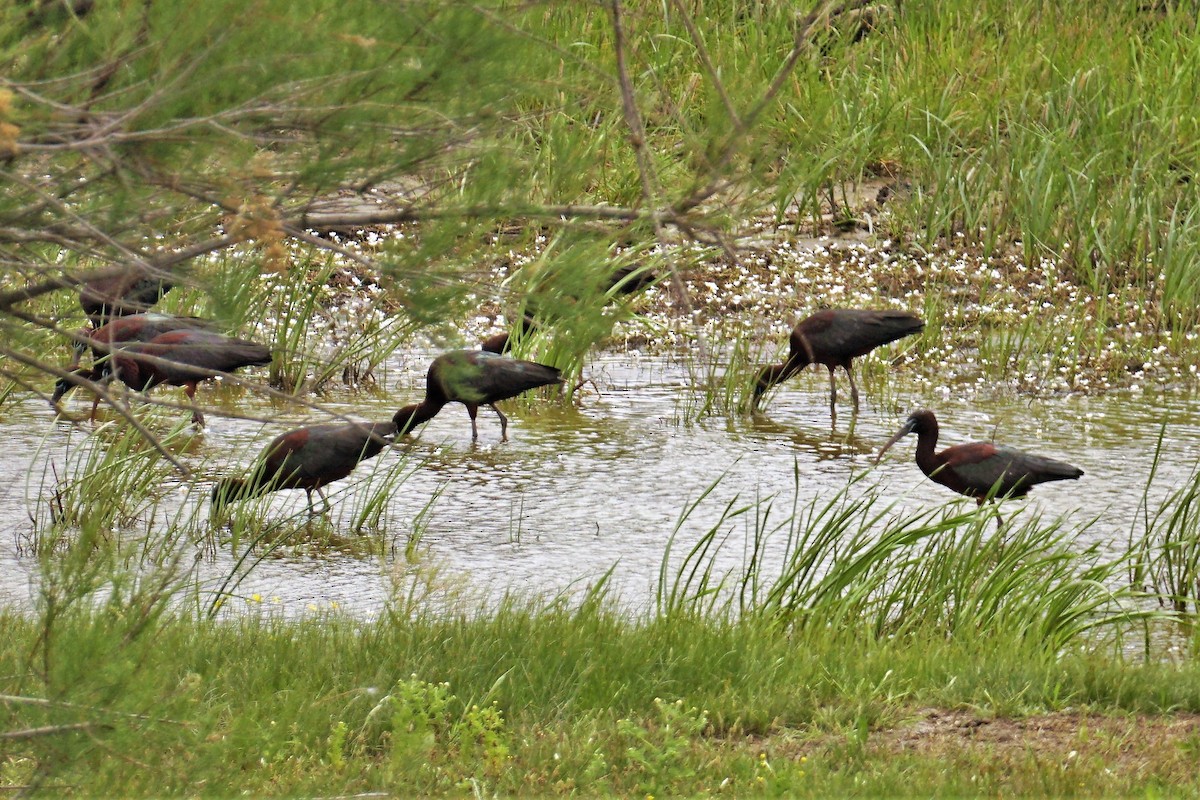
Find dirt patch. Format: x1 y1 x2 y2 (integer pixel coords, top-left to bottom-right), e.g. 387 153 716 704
879 707 1200 773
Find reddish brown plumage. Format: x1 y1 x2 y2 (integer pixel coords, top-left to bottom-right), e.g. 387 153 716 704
877 409 1084 505
212 420 403 515
753 308 924 416
54 314 214 405
103 330 272 425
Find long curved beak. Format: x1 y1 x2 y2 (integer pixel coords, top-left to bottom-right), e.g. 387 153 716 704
875 419 916 464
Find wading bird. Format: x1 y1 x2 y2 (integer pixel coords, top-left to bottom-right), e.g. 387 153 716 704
480 312 536 355
753 308 924 416
78 266 175 327
875 409 1084 509
96 329 272 425
480 265 658 354
211 413 428 516
394 349 561 441
53 313 215 404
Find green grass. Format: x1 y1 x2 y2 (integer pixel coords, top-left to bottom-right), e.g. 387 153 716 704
12 1 1200 795
5 462 1199 796
1 577 1198 796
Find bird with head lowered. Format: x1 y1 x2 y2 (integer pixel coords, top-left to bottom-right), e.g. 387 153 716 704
753 308 924 418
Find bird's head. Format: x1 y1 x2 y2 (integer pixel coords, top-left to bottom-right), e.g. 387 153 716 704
751 364 786 405
50 365 103 407
50 376 72 405
875 409 937 463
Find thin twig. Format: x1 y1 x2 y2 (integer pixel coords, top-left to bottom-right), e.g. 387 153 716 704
0 345 192 477
674 0 845 216
608 0 661 208
0 722 110 741
0 694 188 726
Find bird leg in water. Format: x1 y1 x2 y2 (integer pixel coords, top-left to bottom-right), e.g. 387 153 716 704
467 406 480 440
490 404 509 441
978 497 1005 528
827 367 838 415
183 383 205 426
304 487 332 516
845 364 861 410
86 373 117 421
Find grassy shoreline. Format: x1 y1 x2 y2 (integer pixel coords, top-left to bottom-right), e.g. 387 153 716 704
3 597 1200 796
6 479 1200 796
8 1 1200 795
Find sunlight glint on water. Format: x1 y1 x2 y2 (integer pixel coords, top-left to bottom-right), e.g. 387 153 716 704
4 353 1199 617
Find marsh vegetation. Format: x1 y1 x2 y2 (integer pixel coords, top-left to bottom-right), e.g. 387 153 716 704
4 0 1200 795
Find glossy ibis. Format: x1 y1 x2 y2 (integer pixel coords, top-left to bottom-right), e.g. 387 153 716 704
480 265 657 354
53 313 214 405
875 409 1084 507
101 330 272 425
394 349 561 441
753 308 923 416
211 419 412 516
480 312 536 355
78 266 175 327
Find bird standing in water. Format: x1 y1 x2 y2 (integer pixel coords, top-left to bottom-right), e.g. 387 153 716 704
78 266 175 327
875 409 1084 509
101 329 272 425
211 410 429 516
393 349 562 441
53 313 214 406
753 308 924 417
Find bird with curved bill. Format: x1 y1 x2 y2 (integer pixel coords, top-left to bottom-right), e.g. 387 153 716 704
391 349 562 441
211 409 430 518
876 409 1084 519
753 308 924 418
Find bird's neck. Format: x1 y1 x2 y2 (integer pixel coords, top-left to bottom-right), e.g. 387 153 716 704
755 360 806 395
781 353 810 379
913 428 941 477
395 400 443 434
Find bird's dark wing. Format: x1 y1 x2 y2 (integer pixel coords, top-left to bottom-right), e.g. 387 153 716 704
796 309 924 362
474 355 561 403
260 422 395 488
135 332 271 377
947 444 1080 496
436 351 560 404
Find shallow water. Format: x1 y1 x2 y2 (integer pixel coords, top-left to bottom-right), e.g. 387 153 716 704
3 351 1200 618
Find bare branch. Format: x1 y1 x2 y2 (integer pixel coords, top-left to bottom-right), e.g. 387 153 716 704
0 723 110 741
608 0 660 210
0 344 193 477
674 0 849 216
667 0 743 132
